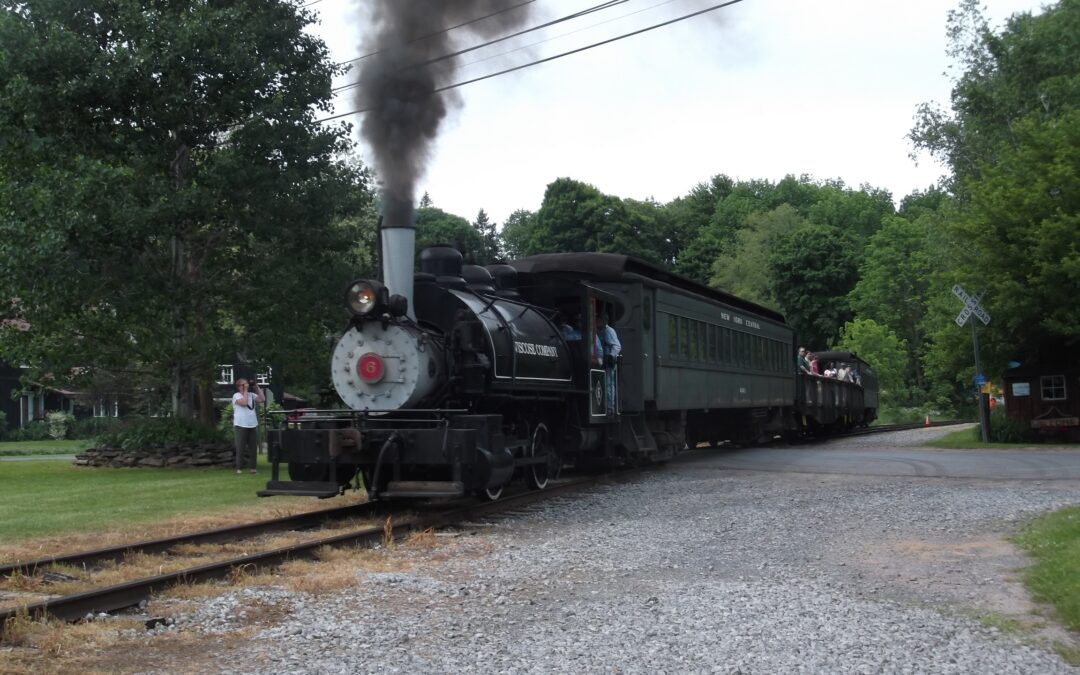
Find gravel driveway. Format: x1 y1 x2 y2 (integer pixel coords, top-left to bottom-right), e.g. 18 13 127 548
136 427 1079 673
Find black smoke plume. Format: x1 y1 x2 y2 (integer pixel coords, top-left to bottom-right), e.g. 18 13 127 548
355 1 536 225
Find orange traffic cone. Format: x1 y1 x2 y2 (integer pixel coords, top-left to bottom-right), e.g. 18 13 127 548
924 415 931 427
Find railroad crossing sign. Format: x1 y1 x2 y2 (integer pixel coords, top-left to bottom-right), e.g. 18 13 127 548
952 284 991 327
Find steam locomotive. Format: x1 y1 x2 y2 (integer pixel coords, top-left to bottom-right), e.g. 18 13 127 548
260 229 877 500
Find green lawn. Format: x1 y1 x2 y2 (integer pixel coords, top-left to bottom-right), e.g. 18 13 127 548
0 440 90 456
925 429 1080 450
0 461 287 542
1013 506 1080 635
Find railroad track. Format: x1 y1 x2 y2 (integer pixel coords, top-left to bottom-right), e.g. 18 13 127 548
0 422 968 634
0 475 617 634
831 419 968 438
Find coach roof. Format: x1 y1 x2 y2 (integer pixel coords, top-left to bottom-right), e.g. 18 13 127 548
509 252 786 324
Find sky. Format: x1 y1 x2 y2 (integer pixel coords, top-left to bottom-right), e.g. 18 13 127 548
310 0 1045 226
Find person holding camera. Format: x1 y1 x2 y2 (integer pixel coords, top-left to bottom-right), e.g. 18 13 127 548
598 311 621 414
232 377 265 474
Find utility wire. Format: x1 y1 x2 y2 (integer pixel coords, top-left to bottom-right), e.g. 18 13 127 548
319 0 744 123
337 0 539 67
331 0 682 95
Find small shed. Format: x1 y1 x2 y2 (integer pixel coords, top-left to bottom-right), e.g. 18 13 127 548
1003 363 1080 441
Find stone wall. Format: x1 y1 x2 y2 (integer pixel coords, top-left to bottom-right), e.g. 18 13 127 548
74 443 235 468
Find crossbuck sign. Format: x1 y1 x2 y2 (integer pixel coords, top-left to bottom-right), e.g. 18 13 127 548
953 284 991 328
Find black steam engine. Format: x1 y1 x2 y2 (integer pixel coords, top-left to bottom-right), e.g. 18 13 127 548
261 226 878 501
261 245 588 500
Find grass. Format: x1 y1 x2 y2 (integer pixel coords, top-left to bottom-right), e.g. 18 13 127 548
924 428 1080 450
0 440 89 456
1013 506 1080 635
0 460 314 545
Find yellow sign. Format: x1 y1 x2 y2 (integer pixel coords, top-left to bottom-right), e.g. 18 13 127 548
980 382 992 394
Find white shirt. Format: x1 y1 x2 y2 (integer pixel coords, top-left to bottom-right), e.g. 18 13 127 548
232 392 258 428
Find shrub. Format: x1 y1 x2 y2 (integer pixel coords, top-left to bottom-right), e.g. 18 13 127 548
0 410 7 440
93 416 229 451
46 411 75 440
980 410 1033 443
68 416 121 440
12 420 49 441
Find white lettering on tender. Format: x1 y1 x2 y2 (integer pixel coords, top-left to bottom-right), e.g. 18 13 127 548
514 341 558 358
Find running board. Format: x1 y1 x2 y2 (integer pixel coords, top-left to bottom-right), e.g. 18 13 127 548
379 481 465 499
258 480 341 498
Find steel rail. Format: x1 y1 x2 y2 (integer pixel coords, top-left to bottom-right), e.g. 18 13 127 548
0 475 614 632
0 501 386 579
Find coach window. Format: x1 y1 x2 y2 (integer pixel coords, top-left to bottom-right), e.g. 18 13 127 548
696 322 706 362
680 317 690 360
708 325 717 363
668 315 678 359
1041 375 1066 401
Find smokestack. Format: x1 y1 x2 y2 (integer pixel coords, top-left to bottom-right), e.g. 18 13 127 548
354 1 536 318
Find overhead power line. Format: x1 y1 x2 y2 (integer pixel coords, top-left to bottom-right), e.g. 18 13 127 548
319 0 745 123
331 0 681 96
337 0 540 67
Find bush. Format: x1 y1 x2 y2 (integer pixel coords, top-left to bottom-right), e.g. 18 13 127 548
46 411 75 440
0 410 7 441
93 416 229 451
12 420 50 441
981 410 1034 443
68 416 121 440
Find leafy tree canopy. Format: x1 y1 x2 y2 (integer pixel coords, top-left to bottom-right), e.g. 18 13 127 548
950 110 1080 363
499 208 537 260
910 0 1080 186
0 0 372 416
836 318 909 407
710 205 807 309
507 178 672 266
415 207 490 265
767 223 860 349
848 215 935 395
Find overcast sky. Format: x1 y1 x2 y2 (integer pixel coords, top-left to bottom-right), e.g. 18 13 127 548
310 0 1044 226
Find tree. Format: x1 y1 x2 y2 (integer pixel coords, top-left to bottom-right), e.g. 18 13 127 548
499 208 537 260
0 0 371 419
472 209 500 262
510 178 670 265
909 0 1080 396
415 207 488 264
836 319 909 408
910 0 1080 187
848 215 934 393
710 205 806 309
419 192 434 208
767 224 860 349
948 110 1080 364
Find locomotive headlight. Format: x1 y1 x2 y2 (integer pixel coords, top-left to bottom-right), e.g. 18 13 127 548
345 280 386 316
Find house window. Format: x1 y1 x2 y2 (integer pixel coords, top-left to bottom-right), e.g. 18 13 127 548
1041 375 1066 401
217 365 234 385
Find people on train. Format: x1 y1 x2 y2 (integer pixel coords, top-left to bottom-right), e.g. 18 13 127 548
598 311 621 414
798 347 813 375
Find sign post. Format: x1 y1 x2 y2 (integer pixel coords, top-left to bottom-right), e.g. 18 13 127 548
952 285 991 442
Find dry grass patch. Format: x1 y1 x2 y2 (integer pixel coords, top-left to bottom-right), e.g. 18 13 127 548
0 493 369 565
403 528 438 549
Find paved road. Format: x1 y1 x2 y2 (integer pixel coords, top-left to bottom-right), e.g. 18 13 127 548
689 430 1080 480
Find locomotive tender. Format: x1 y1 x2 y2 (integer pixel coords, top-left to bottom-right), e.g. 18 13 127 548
260 228 877 500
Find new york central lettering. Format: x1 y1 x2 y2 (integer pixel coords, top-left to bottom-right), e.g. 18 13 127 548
514 341 558 358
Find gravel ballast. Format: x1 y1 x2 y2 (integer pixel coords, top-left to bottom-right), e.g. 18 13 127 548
148 428 1079 673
